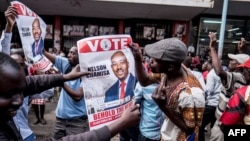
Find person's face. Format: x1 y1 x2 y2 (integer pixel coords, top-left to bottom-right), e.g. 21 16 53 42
0 65 25 122
228 60 239 71
32 19 42 42
67 47 78 66
148 58 165 73
111 53 129 82
202 62 208 71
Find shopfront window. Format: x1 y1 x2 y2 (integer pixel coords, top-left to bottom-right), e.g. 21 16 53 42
197 17 246 59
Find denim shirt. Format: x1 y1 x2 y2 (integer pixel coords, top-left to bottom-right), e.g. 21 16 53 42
13 97 33 139
0 31 12 54
134 82 164 140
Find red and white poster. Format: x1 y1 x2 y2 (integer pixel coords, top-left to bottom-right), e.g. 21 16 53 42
11 1 52 72
77 35 136 130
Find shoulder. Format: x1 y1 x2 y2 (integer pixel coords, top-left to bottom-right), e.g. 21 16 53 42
234 86 248 96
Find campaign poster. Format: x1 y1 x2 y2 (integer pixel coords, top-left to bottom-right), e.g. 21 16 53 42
63 25 84 36
11 1 52 72
77 35 135 130
45 24 53 39
99 26 116 35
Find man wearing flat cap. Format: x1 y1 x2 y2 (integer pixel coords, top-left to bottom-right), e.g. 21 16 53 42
130 37 205 141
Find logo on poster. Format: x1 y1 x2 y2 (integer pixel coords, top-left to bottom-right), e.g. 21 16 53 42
100 39 112 51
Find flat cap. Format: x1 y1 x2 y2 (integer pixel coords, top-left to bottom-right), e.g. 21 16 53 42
144 38 188 63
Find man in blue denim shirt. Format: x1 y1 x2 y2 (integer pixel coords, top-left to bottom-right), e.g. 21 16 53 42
134 82 164 141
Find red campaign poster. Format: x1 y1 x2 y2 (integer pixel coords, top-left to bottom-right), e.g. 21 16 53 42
77 35 136 130
11 1 52 72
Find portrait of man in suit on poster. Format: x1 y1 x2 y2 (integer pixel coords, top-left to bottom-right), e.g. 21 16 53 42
31 18 44 58
104 51 135 104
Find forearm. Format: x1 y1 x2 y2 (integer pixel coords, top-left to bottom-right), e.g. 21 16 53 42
43 49 56 63
63 83 83 101
24 74 64 96
5 23 13 33
50 126 111 141
108 117 127 136
210 48 226 79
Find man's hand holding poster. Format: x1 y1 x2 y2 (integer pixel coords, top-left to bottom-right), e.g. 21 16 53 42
11 1 52 72
77 35 136 130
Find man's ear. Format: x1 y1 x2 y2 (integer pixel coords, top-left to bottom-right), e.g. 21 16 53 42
167 64 175 72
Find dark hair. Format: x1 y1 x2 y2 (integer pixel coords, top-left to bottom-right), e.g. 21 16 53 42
183 56 192 68
158 59 182 70
0 52 21 74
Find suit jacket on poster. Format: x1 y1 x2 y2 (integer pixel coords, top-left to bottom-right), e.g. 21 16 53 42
105 73 135 103
32 38 44 57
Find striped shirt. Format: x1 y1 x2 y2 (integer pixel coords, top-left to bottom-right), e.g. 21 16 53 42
215 72 246 121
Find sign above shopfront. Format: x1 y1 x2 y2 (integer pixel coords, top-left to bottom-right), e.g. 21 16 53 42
95 0 214 8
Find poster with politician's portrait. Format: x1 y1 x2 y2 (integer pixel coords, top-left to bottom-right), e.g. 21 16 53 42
45 25 53 39
143 26 155 40
99 26 116 35
156 28 165 40
11 1 52 72
77 35 135 130
87 25 98 37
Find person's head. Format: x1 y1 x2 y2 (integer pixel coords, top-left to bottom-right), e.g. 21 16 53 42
144 38 187 74
228 53 249 72
202 60 212 71
228 59 238 72
202 61 208 71
0 53 25 122
67 46 79 66
111 51 129 82
32 18 42 42
237 59 250 84
183 56 192 68
10 53 26 72
207 59 213 71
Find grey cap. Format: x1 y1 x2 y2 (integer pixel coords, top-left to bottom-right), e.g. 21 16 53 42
144 38 188 63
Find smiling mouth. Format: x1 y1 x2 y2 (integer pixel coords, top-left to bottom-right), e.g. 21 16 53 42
116 70 124 75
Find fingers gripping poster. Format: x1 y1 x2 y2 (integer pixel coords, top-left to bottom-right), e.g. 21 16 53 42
77 35 136 130
11 1 52 72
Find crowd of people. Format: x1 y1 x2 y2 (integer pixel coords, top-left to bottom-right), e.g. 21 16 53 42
1 5 250 141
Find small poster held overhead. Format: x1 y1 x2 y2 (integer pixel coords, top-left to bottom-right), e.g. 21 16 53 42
77 35 136 130
11 1 52 72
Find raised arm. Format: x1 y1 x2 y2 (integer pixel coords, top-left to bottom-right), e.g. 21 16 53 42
208 32 227 83
129 43 157 86
24 65 90 96
43 48 56 63
151 74 193 134
63 83 83 101
1 6 17 54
